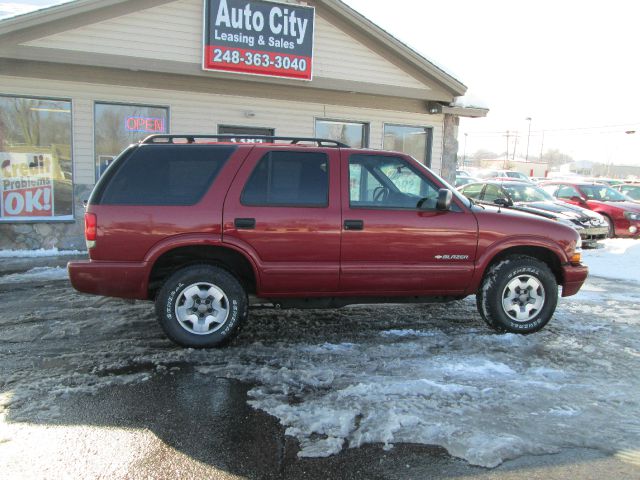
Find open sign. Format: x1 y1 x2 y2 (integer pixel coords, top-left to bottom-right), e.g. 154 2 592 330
125 116 165 133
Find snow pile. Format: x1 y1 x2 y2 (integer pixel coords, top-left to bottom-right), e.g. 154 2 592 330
0 248 84 258
582 239 640 283
452 91 489 110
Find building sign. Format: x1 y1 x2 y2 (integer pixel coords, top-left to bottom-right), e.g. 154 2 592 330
1 153 57 219
203 0 315 80
125 116 166 133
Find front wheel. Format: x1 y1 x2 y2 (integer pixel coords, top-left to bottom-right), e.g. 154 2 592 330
155 265 247 348
476 255 558 334
603 215 615 238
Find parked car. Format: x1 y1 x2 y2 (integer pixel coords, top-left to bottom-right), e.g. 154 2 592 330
68 134 587 347
455 175 479 188
612 183 640 202
458 180 608 247
584 177 621 186
540 181 640 238
478 169 533 183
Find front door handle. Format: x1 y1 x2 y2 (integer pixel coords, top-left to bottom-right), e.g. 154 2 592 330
234 218 256 229
344 219 364 231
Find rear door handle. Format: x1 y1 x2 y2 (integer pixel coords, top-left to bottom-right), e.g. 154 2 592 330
234 218 256 229
344 219 364 231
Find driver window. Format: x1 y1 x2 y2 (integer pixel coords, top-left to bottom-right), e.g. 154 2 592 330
349 154 438 209
349 163 383 202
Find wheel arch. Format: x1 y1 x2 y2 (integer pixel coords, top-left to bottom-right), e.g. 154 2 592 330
147 244 259 299
485 246 562 284
469 240 566 294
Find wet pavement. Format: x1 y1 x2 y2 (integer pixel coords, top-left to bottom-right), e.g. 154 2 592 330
0 255 639 479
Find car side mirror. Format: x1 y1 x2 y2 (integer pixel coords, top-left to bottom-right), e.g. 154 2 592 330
436 189 452 211
570 195 586 204
494 198 512 207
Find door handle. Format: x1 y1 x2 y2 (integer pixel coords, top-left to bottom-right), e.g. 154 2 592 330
344 219 364 231
234 218 256 229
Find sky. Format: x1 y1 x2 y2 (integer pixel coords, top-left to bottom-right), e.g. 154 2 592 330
1 0 640 166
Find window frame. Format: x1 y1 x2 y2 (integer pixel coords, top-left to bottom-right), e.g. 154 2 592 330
314 118 370 148
382 123 433 167
0 93 75 223
93 100 170 182
240 150 331 208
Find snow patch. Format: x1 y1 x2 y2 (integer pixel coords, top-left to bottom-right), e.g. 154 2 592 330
452 91 489 109
0 266 69 284
582 239 640 283
380 329 439 337
0 248 84 258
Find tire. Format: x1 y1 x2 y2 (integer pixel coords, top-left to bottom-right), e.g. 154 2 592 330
603 215 615 238
476 255 558 334
155 265 247 348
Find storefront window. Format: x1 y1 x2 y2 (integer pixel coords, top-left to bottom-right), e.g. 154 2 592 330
383 124 432 166
316 119 368 148
94 102 169 180
0 95 73 221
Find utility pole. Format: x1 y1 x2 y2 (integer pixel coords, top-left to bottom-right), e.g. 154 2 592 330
504 130 510 169
512 132 519 162
462 132 468 168
525 117 532 162
539 130 545 160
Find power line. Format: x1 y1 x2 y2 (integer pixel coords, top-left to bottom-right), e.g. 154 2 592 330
464 121 640 136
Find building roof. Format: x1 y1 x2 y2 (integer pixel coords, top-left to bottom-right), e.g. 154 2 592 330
0 0 471 100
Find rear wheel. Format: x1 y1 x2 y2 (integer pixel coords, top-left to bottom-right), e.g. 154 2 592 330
476 255 558 334
155 265 247 348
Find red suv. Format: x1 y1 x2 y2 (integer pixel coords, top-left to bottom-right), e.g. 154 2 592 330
68 135 587 347
540 181 640 238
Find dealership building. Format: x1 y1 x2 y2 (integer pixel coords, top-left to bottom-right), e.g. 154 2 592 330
0 0 487 250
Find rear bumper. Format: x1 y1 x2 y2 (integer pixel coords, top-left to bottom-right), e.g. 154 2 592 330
68 260 149 299
561 263 589 297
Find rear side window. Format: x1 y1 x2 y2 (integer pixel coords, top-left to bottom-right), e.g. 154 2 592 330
99 145 234 205
241 151 329 207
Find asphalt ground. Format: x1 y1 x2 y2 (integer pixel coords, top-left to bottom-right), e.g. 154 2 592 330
0 255 638 479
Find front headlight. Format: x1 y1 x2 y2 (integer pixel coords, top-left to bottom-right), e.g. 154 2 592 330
624 211 640 221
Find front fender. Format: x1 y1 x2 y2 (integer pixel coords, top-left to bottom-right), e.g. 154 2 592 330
466 235 569 294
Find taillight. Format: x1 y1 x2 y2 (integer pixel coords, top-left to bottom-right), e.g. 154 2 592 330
85 212 97 248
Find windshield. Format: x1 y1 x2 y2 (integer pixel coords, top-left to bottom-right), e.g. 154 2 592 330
501 184 554 203
580 185 628 202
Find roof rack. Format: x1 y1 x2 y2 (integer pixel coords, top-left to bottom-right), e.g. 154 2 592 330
140 134 349 148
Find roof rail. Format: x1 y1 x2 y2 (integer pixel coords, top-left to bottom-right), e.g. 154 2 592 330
140 134 349 148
